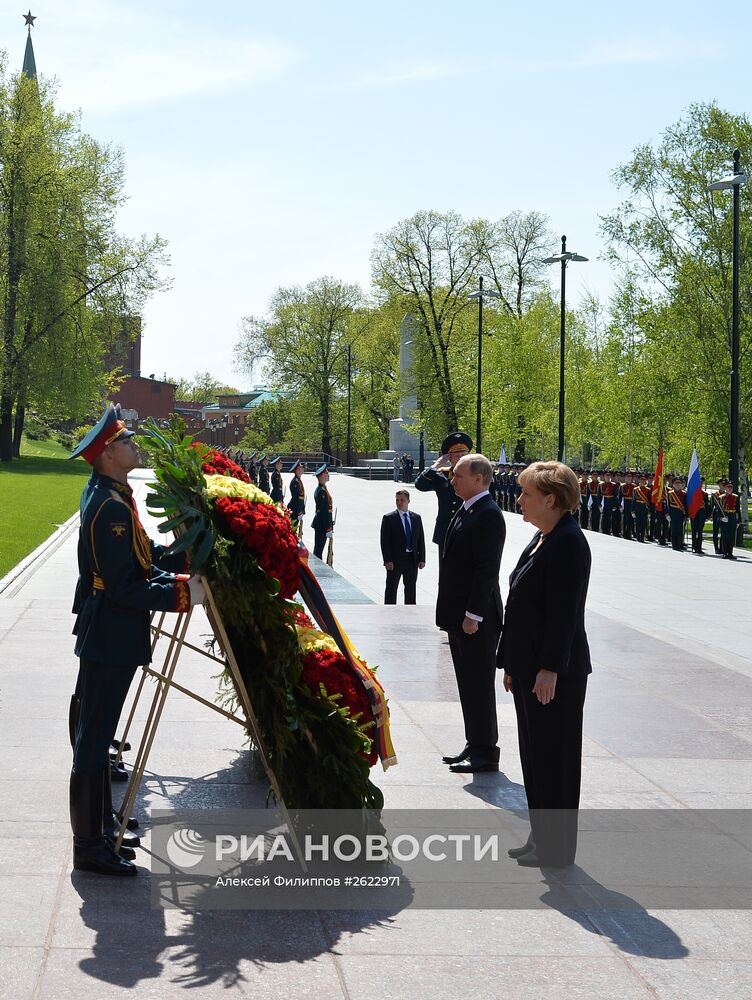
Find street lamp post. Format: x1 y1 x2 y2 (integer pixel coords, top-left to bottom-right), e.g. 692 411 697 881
467 276 501 454
708 150 748 543
346 343 352 467
542 236 588 462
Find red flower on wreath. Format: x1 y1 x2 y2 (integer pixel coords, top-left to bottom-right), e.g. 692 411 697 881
214 496 300 599
300 648 378 766
192 444 251 483
292 607 315 629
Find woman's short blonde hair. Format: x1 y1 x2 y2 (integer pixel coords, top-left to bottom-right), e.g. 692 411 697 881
517 461 580 514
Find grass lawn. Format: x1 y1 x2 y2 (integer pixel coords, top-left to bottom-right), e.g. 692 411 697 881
0 436 91 578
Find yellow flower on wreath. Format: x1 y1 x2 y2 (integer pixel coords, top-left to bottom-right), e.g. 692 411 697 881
203 474 275 505
295 624 340 655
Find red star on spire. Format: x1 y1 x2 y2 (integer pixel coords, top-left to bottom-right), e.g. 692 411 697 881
23 10 36 27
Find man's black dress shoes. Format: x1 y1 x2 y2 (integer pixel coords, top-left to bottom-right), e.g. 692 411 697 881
442 746 471 765
508 838 535 859
448 760 498 774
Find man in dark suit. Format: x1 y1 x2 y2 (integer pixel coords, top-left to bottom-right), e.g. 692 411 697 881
436 454 506 773
380 490 426 604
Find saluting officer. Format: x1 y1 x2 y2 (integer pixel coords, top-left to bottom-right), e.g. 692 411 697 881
311 464 334 558
719 480 739 559
270 457 284 503
414 432 471 557
667 476 688 551
68 405 205 876
288 459 306 534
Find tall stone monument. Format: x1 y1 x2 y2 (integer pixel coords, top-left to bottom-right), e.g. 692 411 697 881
386 314 422 460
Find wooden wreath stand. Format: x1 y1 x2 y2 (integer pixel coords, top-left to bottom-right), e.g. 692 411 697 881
111 572 306 868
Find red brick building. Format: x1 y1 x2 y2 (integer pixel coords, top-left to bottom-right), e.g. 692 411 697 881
112 375 176 423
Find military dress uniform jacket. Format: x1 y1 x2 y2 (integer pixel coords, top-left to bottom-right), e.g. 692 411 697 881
289 477 306 518
73 475 190 667
258 467 271 494
270 470 284 503
311 484 333 532
414 467 463 547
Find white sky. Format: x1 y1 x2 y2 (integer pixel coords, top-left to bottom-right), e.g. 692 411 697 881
11 0 751 386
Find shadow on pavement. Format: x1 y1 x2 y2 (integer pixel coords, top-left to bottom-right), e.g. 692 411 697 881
71 751 410 991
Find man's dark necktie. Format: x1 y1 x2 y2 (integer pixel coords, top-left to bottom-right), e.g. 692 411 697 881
402 512 413 550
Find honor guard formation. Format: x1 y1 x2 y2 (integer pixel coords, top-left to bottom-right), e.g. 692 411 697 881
490 464 741 560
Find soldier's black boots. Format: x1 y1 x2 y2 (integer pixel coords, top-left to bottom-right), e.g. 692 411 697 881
70 770 137 877
102 768 140 849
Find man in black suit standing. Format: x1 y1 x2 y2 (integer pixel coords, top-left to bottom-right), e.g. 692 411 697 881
436 454 506 773
380 490 426 604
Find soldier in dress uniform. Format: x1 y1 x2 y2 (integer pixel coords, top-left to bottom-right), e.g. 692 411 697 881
667 476 688 551
311 464 334 558
588 471 601 532
246 451 258 484
503 464 514 511
719 480 739 559
711 479 725 554
257 454 271 494
599 471 616 535
633 475 650 542
68 404 205 876
512 463 524 510
288 459 306 534
414 432 471 557
612 471 624 537
621 471 635 540
578 470 589 529
689 478 711 554
489 463 503 508
270 457 284 503
651 475 669 546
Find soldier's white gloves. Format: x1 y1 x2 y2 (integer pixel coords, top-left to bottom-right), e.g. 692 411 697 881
188 576 207 606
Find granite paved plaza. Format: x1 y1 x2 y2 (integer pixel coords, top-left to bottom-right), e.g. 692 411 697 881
1 471 751 998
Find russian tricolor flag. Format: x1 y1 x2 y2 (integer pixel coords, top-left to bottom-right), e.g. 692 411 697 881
687 448 703 518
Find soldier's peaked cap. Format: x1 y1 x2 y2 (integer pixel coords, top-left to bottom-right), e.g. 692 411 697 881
314 463 329 476
69 403 134 464
290 459 303 472
441 431 473 454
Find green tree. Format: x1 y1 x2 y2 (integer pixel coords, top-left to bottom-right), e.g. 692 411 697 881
0 58 168 461
169 371 240 404
371 210 486 435
234 276 364 455
601 101 752 517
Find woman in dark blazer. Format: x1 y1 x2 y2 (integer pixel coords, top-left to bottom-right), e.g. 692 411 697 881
497 461 592 868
